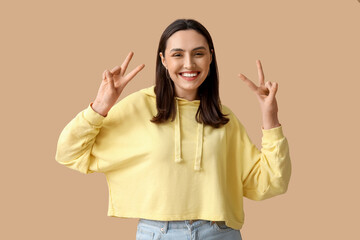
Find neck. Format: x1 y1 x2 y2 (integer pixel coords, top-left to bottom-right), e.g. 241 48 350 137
175 89 199 101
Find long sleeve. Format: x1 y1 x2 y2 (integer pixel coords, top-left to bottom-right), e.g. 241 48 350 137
55 102 106 174
232 117 292 201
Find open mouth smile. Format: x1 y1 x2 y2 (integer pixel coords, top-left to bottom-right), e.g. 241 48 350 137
179 71 200 81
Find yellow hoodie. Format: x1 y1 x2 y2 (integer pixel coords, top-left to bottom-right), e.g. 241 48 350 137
55 85 291 230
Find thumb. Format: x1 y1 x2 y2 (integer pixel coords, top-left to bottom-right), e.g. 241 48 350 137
269 82 278 99
105 70 115 88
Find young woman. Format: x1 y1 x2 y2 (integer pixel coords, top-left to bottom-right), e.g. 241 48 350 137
56 19 291 240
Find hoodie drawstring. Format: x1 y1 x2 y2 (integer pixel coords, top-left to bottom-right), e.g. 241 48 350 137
175 99 183 163
194 122 203 171
174 98 204 171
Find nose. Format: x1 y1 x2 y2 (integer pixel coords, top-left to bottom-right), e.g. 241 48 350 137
184 54 195 69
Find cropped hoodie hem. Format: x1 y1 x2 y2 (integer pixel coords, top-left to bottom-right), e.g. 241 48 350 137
107 210 244 230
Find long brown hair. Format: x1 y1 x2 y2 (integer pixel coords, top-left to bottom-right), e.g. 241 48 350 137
151 19 229 128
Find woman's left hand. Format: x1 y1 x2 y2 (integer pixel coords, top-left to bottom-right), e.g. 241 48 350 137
238 60 281 129
238 60 278 115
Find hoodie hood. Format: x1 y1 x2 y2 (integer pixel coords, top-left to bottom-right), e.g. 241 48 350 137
141 85 204 171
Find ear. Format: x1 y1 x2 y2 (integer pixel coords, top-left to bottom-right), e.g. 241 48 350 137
159 52 167 69
210 49 213 63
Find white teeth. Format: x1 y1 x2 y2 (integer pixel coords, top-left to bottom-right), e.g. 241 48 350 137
182 72 198 77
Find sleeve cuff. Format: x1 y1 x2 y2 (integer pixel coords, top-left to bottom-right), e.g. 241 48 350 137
261 125 285 142
83 102 106 126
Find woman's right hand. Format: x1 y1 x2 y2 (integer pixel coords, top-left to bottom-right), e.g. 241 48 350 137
92 51 145 116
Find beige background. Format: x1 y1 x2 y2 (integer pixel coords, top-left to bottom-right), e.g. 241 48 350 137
1 0 359 239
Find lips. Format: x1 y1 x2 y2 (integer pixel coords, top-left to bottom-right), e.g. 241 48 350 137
179 71 199 77
179 71 200 81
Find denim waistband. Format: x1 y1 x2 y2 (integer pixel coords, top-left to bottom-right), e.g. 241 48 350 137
138 218 225 230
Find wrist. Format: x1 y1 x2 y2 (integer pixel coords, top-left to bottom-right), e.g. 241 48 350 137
91 101 109 117
262 113 280 130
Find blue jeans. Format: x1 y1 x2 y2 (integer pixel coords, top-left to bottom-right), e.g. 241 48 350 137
136 218 242 240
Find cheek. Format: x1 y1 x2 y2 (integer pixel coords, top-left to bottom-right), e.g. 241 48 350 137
200 61 211 72
168 62 181 73
197 58 211 68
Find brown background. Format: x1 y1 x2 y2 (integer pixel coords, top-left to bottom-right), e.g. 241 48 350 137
1 0 359 239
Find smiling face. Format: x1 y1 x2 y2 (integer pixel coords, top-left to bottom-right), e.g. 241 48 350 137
159 29 213 101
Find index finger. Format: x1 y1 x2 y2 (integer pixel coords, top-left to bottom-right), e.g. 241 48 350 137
256 60 265 85
120 51 135 75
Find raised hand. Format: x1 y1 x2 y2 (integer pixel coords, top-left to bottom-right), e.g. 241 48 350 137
238 60 281 129
92 51 145 116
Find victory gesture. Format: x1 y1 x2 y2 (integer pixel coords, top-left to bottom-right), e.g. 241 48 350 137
92 51 145 117
238 60 281 129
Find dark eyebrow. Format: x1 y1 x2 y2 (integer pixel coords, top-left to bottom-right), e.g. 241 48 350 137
170 46 207 52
